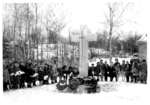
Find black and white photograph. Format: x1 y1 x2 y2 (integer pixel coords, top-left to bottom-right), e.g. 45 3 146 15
1 0 150 105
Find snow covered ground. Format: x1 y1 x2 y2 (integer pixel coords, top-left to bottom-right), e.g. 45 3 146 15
2 81 150 105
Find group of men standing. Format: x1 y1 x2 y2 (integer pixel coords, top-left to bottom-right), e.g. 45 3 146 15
88 58 147 84
3 59 79 91
3 60 58 91
3 58 147 91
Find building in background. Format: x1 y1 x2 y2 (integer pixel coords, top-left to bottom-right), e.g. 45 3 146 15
137 34 147 60
33 42 80 66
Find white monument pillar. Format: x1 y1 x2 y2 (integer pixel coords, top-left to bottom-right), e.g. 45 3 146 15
79 36 88 77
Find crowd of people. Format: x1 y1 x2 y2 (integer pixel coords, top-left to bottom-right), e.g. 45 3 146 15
88 58 147 84
3 59 79 91
3 58 147 92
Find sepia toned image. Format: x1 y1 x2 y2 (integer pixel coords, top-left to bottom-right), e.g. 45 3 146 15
2 0 149 104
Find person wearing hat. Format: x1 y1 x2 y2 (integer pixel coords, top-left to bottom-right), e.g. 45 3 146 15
104 61 110 82
109 62 116 82
113 58 121 82
125 61 132 82
19 62 27 88
37 65 44 85
95 62 101 80
88 64 95 77
26 62 35 87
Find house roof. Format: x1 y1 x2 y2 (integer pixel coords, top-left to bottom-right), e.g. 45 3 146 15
138 34 147 42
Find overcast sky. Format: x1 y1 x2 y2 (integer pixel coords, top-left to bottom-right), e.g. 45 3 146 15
2 0 150 39
61 0 149 38
42 0 149 38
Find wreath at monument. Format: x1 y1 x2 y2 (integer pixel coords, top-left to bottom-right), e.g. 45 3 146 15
56 75 99 93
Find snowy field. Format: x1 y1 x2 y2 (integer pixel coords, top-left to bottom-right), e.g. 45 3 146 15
2 81 150 105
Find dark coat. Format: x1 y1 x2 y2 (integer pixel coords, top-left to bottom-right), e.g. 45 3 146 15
95 65 100 76
125 64 131 75
113 62 121 74
100 64 105 75
131 63 139 76
88 66 95 76
104 64 110 75
139 62 147 81
109 66 116 77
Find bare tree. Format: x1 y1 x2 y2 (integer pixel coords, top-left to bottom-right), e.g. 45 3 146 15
31 3 39 62
43 2 67 66
104 2 130 61
4 3 25 60
123 33 142 54
3 3 36 61
44 2 66 43
3 3 67 62
12 4 18 60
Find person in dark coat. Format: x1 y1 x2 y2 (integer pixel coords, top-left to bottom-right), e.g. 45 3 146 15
88 64 95 77
38 65 44 85
13 62 22 89
61 65 69 80
31 63 39 86
69 67 79 81
125 61 132 82
26 63 35 87
19 62 26 88
113 58 121 82
94 62 100 80
104 61 109 81
109 63 116 82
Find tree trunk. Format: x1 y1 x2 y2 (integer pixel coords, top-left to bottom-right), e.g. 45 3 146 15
109 24 113 63
35 3 38 64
